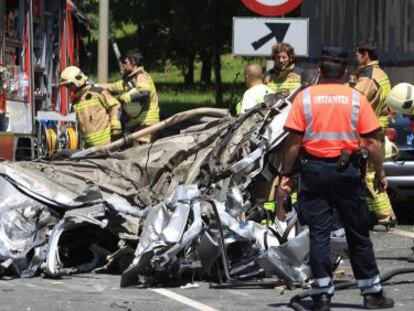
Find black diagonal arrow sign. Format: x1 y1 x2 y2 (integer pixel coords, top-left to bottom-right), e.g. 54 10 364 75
251 23 290 50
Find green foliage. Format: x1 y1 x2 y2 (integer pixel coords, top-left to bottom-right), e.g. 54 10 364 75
76 0 265 108
151 54 254 116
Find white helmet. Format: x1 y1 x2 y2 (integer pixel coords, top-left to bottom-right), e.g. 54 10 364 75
59 66 88 88
386 82 414 115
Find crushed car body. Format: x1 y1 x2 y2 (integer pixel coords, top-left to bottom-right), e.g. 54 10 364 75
0 93 347 288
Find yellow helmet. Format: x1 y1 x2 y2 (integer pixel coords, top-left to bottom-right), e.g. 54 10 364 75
59 66 88 88
386 82 414 115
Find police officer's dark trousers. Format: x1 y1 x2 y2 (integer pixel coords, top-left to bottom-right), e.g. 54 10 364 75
298 158 381 295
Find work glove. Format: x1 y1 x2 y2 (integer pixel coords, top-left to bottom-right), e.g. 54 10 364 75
374 172 388 193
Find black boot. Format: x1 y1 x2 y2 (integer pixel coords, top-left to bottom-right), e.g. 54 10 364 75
312 293 331 311
363 291 394 309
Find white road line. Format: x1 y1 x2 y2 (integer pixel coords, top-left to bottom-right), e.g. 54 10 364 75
149 288 220 311
390 228 414 239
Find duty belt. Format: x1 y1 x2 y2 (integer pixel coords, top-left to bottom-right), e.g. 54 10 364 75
304 151 362 171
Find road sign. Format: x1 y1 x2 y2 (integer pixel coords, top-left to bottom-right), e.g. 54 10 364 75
232 17 308 57
241 0 302 16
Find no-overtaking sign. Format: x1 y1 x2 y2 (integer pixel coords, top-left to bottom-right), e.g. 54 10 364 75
232 17 309 57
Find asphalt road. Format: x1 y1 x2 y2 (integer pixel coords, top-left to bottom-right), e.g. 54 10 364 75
1 226 414 311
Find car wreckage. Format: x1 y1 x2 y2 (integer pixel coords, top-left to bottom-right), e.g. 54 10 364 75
0 93 347 289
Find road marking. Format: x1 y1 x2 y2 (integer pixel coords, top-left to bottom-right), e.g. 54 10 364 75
149 288 220 311
390 228 414 239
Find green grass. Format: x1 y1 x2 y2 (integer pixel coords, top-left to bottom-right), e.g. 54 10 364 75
108 54 266 117
155 55 266 116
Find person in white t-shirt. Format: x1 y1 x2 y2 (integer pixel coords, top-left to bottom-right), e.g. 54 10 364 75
236 63 274 116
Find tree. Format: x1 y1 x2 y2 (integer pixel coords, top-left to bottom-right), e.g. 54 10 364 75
76 0 252 104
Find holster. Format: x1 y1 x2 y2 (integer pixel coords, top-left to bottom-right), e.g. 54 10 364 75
359 149 369 180
336 150 363 172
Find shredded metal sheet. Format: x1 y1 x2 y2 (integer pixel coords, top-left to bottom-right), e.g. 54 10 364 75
0 95 348 287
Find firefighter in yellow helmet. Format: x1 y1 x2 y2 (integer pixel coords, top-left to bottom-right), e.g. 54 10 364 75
60 66 122 148
99 49 159 144
351 39 396 227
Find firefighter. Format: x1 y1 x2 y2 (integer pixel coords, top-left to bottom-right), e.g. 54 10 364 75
235 63 274 116
59 66 122 148
100 49 159 144
264 42 301 96
386 82 414 262
278 47 394 311
351 39 396 227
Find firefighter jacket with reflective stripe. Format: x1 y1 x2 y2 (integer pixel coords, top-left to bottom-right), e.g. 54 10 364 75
264 63 301 94
284 83 380 158
73 85 122 147
108 67 160 131
352 61 391 119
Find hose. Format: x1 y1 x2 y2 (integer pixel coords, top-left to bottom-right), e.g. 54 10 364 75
289 266 414 311
70 107 229 159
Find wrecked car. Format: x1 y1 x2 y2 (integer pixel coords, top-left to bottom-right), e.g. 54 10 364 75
0 93 347 289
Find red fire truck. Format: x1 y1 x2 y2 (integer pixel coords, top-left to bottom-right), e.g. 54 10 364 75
0 0 89 161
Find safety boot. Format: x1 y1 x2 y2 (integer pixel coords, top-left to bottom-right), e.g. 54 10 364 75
376 214 397 229
312 293 331 311
363 291 394 309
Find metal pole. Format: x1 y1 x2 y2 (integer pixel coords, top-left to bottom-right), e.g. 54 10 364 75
28 0 36 149
97 0 109 82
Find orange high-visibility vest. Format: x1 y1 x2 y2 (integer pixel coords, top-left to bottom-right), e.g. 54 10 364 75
285 83 380 158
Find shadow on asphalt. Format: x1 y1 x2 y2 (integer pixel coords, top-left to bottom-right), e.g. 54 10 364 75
375 256 410 261
394 202 414 225
269 300 364 310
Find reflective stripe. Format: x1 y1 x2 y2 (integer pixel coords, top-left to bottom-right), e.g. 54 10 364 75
125 109 160 130
110 119 122 129
84 127 111 146
351 90 360 132
268 81 301 92
357 274 382 295
308 132 359 140
84 127 111 142
379 116 389 129
303 88 360 141
112 80 125 93
303 88 313 136
107 97 120 108
314 276 332 287
74 98 101 110
309 277 335 296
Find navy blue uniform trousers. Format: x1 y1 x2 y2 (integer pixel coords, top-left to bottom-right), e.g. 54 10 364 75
297 158 380 287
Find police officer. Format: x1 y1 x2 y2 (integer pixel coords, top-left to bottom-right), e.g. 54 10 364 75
264 42 301 96
277 47 394 311
351 39 396 227
100 49 160 144
60 66 122 148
